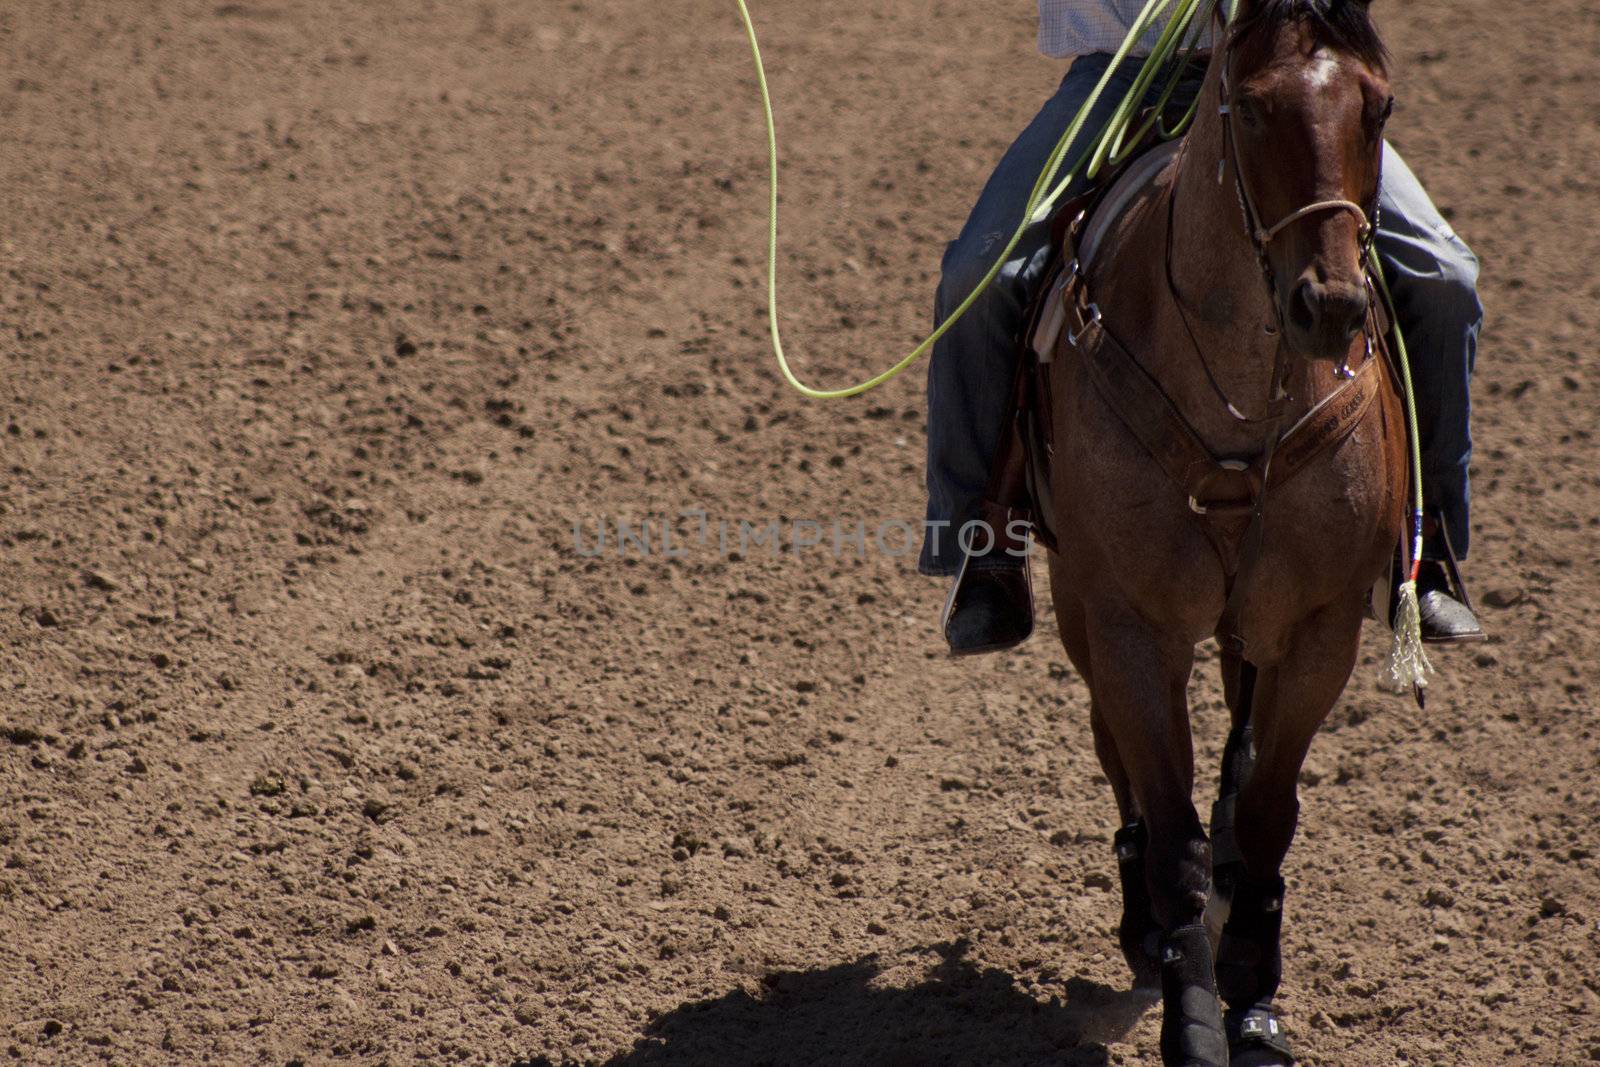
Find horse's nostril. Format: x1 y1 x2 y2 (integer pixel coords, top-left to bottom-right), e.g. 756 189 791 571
1289 281 1318 333
1290 281 1367 343
1326 287 1369 340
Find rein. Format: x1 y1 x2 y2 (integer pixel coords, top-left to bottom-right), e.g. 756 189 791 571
1162 151 1282 425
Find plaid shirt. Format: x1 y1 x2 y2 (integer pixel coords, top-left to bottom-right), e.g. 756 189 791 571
1037 0 1215 58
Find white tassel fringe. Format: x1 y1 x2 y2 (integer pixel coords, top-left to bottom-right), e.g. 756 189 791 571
1379 579 1434 694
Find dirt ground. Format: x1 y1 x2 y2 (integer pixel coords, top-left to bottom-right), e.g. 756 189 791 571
2 0 1597 1063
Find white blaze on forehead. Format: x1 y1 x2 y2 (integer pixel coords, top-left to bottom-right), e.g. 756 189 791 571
1305 55 1341 91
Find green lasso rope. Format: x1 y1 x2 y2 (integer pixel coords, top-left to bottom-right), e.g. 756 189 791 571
729 0 1420 516
732 0 1218 398
1368 256 1428 523
1369 252 1435 691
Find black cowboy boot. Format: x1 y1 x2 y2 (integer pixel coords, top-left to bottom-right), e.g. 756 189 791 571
1417 561 1482 643
1417 509 1485 644
942 562 1033 656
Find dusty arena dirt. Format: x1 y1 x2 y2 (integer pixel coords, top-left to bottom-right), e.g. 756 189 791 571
2 1 1598 1063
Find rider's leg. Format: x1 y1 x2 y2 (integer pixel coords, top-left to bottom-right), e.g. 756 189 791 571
923 55 1207 653
920 52 1137 581
922 54 1150 655
1372 144 1485 640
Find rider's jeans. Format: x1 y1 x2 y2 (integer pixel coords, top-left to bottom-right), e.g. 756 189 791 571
919 53 1482 576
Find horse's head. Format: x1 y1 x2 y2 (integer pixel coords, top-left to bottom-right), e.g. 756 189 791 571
1223 0 1392 361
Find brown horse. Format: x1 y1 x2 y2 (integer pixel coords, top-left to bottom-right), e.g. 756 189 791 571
1043 2 1403 1063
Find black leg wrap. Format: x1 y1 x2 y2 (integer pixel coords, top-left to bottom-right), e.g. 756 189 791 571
1159 924 1228 1067
1219 722 1256 800
1211 724 1256 899
1225 1004 1296 1066
1210 796 1242 882
1216 874 1285 1009
1113 821 1162 989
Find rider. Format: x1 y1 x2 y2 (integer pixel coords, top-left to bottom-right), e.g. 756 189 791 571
921 1 1484 653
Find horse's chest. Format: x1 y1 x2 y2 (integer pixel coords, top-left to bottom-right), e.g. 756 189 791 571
1048 358 1400 634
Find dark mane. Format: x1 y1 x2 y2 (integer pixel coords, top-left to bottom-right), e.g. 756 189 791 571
1233 0 1389 71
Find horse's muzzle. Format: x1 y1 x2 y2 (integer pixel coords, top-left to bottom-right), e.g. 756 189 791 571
1286 277 1368 360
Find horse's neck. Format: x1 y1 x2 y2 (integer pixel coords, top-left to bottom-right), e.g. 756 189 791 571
1166 92 1292 408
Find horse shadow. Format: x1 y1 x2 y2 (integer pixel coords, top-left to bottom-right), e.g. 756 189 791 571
593 939 1155 1067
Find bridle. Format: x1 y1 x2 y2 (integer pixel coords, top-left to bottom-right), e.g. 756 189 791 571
1213 7 1385 362
1161 25 1386 424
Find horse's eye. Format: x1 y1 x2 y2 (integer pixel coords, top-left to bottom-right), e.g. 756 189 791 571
1370 95 1395 131
1235 97 1264 130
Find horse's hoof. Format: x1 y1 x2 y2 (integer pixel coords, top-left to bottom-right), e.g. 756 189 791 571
1226 1005 1296 1066
1159 924 1228 1066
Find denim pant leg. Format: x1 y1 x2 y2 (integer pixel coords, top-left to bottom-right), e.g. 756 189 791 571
919 54 1140 576
1374 143 1483 558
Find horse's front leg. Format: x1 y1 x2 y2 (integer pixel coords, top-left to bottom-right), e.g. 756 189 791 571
1085 613 1227 1067
1049 570 1165 990
1217 598 1367 1067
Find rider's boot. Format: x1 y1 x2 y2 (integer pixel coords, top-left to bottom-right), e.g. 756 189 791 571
1416 508 1485 644
942 559 1033 656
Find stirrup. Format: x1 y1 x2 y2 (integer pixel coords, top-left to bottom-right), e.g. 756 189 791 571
1419 508 1487 645
939 552 1035 654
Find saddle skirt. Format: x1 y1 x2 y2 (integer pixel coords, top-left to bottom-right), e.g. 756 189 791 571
1029 141 1182 372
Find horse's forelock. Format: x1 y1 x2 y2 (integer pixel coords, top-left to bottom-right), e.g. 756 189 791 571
1232 0 1389 73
